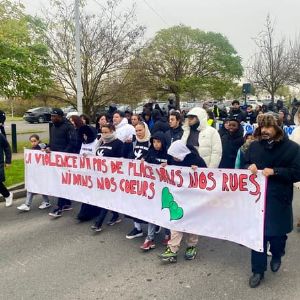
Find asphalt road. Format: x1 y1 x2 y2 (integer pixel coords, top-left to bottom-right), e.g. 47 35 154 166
5 120 49 144
0 192 300 300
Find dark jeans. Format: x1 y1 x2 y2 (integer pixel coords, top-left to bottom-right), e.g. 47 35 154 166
95 209 119 227
0 182 9 198
57 198 72 209
251 235 287 274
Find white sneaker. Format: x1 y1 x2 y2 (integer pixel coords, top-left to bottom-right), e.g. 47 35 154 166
17 204 30 211
5 193 13 207
39 202 51 209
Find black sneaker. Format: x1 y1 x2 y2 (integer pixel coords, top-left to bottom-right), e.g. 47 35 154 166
91 224 102 232
126 228 143 239
155 226 161 234
49 208 62 218
107 217 122 226
62 205 73 211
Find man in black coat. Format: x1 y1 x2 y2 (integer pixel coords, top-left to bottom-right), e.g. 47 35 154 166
0 110 6 137
165 111 183 147
229 100 246 122
47 108 78 218
244 114 300 288
245 105 257 125
219 118 244 169
150 109 169 134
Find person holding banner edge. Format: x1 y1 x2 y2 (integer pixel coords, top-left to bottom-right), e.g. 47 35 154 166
48 108 78 218
178 107 221 261
91 123 123 232
244 114 300 288
141 131 169 251
159 140 207 262
125 121 151 239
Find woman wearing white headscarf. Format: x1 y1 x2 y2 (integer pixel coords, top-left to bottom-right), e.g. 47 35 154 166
159 140 207 263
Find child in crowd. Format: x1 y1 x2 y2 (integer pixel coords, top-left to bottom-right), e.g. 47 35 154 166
235 133 255 169
79 125 98 156
140 132 170 251
159 140 207 263
17 134 50 211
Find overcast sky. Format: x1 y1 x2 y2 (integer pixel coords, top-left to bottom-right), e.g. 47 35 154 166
21 0 300 65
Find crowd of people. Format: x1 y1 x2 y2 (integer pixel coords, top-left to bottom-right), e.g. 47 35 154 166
1 99 300 288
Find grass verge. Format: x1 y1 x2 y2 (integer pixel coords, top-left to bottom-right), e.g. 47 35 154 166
5 159 24 187
6 130 45 136
6 116 24 121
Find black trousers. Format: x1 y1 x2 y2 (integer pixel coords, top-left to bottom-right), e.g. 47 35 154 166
95 209 119 227
57 198 72 209
0 182 10 198
251 235 287 274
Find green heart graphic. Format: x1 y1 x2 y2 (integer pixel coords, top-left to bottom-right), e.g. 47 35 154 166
169 201 184 221
161 187 174 209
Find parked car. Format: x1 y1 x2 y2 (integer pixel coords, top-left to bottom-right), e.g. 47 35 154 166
133 105 144 114
116 104 132 112
62 106 78 116
23 107 52 123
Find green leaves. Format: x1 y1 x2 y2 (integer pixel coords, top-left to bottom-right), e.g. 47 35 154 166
0 1 52 99
136 25 243 105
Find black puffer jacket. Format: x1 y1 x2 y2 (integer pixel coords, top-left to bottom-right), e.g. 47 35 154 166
49 119 78 153
219 126 244 169
165 126 183 147
145 131 168 164
151 109 169 134
229 108 246 122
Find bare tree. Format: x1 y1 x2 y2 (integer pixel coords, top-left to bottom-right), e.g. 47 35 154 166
247 16 296 103
289 36 300 85
43 0 144 116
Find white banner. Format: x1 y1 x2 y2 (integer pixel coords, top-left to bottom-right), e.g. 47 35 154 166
24 150 266 252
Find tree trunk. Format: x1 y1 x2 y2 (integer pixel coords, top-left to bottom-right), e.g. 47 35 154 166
175 93 180 110
270 92 275 104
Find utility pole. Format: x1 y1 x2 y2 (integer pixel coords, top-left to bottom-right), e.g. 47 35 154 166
75 0 83 114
